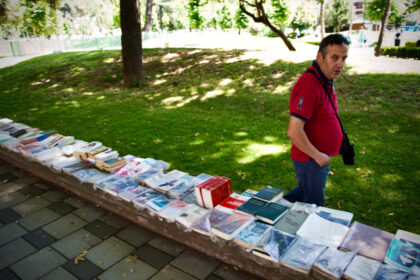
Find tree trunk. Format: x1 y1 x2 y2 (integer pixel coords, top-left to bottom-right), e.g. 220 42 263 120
144 0 153 32
375 0 391 57
120 0 144 87
320 1 325 39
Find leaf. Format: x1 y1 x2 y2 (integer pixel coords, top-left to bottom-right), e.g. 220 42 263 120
122 273 127 278
74 250 88 264
98 260 103 265
130 268 134 273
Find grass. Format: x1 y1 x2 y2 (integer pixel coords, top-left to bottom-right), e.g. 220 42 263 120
0 49 419 234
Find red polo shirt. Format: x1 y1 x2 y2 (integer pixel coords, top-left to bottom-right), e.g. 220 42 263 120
289 62 343 162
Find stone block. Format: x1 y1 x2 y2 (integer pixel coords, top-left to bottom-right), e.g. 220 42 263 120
12 196 51 216
132 244 173 269
97 255 156 280
52 228 101 259
171 249 221 280
117 225 155 247
0 222 27 246
0 238 36 270
149 265 198 280
42 213 87 239
73 204 105 223
18 207 60 231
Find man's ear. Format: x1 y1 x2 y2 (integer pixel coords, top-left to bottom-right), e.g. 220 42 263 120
316 51 323 62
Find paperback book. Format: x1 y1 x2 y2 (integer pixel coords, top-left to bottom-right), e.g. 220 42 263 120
175 204 209 229
118 186 149 202
340 221 394 262
132 189 163 210
134 168 161 185
241 189 258 197
273 209 309 235
211 212 254 240
316 206 354 227
167 179 195 198
253 185 283 202
103 177 139 197
95 174 125 190
159 199 190 222
296 213 349 248
192 208 232 236
396 230 420 249
373 263 410 280
343 255 382 280
155 177 180 193
235 197 268 216
72 167 105 183
165 169 188 179
233 221 271 249
253 229 297 262
215 193 250 213
144 172 168 189
279 237 327 275
146 194 176 213
385 238 420 273
312 247 357 280
255 202 289 225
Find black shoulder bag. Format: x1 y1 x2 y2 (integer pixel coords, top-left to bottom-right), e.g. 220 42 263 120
306 69 355 165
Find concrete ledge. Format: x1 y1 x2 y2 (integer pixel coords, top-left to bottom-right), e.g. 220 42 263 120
0 147 315 280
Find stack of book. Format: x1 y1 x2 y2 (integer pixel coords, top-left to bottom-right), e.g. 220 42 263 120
1 118 419 280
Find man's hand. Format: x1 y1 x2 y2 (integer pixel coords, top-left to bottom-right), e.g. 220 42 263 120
314 152 330 167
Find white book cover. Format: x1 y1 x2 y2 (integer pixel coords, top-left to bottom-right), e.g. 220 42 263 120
344 255 381 280
316 206 354 226
72 168 104 183
167 179 195 198
33 147 63 162
95 174 125 190
144 172 169 189
143 158 170 171
61 140 88 156
296 213 349 248
396 229 420 249
159 199 190 222
165 169 188 179
146 195 176 213
132 189 163 210
176 204 209 229
118 186 149 202
155 177 180 193
114 158 152 177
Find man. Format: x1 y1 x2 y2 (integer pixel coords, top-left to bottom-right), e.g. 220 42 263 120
283 34 349 206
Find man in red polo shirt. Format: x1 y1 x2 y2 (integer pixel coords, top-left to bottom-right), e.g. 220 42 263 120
283 34 349 206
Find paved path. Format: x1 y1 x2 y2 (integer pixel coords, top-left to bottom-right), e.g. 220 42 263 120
0 159 262 280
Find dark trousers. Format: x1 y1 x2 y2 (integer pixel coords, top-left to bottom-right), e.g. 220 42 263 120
284 159 330 206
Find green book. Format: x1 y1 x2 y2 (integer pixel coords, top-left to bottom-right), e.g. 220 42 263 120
254 185 283 202
235 197 267 216
273 209 309 235
255 202 289 224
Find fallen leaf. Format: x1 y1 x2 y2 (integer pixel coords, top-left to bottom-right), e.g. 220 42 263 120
125 259 133 263
122 273 127 278
98 260 103 265
195 132 200 136
368 209 372 213
130 268 134 273
74 250 88 264
388 212 394 216
361 213 366 218
337 201 341 209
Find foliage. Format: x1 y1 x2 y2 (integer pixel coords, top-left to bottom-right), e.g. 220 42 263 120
289 1 317 34
188 0 203 29
270 0 289 27
217 5 232 30
405 41 418 47
365 0 399 22
21 1 58 37
381 46 420 59
1 49 419 233
234 8 248 31
406 0 420 12
325 0 350 32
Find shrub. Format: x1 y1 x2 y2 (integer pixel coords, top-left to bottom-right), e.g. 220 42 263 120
405 41 418 48
381 46 420 59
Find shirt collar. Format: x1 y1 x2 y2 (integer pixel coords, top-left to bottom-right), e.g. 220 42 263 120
312 60 334 86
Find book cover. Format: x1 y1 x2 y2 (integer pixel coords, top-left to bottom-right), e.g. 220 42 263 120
146 194 176 213
343 255 382 280
134 168 161 184
159 199 190 222
95 174 125 190
104 177 139 196
192 208 232 236
181 190 200 206
155 177 180 193
385 238 420 272
61 161 92 175
144 172 168 189
241 189 258 197
233 221 271 249
165 169 188 179
253 229 297 262
143 158 170 171
340 221 394 262
235 197 268 216
215 193 250 213
279 237 327 275
175 204 209 229
132 189 163 210
118 186 149 202
296 213 349 248
200 176 233 209
273 209 309 235
211 212 254 240
113 158 151 177
312 247 357 280
254 185 283 202
316 206 354 227
396 230 420 249
373 263 410 280
168 180 195 198
72 167 104 183
255 202 289 224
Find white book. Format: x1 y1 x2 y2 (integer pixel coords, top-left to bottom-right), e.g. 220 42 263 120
175 204 209 229
296 212 349 248
316 206 354 226
165 169 188 179
95 149 118 160
0 118 13 125
395 229 420 249
33 147 63 162
61 140 89 156
159 199 190 222
343 255 381 280
132 189 163 210
144 172 168 188
118 186 149 202
146 194 176 213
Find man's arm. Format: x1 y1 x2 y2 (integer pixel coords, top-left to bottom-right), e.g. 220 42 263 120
287 116 330 167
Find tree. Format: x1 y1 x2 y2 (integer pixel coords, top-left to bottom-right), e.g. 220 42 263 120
217 5 232 30
375 0 391 57
144 0 153 31
365 0 398 23
188 0 203 29
239 0 295 51
270 0 288 27
289 2 317 38
325 0 350 32
22 1 58 37
316 0 325 39
234 8 248 34
120 0 144 87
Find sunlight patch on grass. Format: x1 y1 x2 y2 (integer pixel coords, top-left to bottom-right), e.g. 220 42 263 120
199 59 209 64
83 92 94 96
161 53 180 63
63 88 74 92
161 95 199 109
97 96 105 100
234 131 248 137
104 58 116 63
190 139 204 145
219 79 232 87
387 125 399 134
48 83 59 88
240 51 279 66
382 174 402 183
153 79 167 85
237 142 288 164
273 85 291 95
226 88 235 96
201 89 224 101
65 100 81 108
264 136 278 142
272 72 285 79
188 50 202 55
244 79 254 86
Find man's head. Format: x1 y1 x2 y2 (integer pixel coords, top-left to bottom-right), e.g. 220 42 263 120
316 34 349 80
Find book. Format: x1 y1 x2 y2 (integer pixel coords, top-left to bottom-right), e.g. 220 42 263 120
215 193 250 213
61 161 92 175
296 213 349 248
72 167 105 183
165 169 188 179
196 173 212 182
233 221 271 249
291 201 318 214
132 189 163 210
175 204 209 229
253 229 297 262
211 212 254 240
60 140 88 156
32 147 63 162
340 221 394 262
0 118 13 125
255 202 289 225
146 194 176 213
316 206 354 226
54 136 75 148
167 179 195 199
50 156 81 171
373 263 410 280
159 199 190 222
396 230 420 249
144 172 168 189
95 174 125 190
103 177 139 197
195 176 232 209
134 168 161 184
113 158 151 177
155 177 180 193
312 247 357 280
241 189 258 197
343 255 382 280
142 158 170 171
118 185 149 202
273 209 309 235
385 238 420 273
235 197 268 216
94 149 118 162
101 157 126 170
86 146 109 158
253 185 283 202
279 237 327 275
181 190 200 206
73 141 102 160
192 208 232 236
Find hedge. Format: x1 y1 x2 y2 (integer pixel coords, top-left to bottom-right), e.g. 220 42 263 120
381 46 420 59
404 41 418 48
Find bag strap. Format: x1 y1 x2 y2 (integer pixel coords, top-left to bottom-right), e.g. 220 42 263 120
305 69 345 132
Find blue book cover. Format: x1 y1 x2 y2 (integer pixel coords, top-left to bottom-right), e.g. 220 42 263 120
254 185 283 202
385 238 420 273
234 221 271 248
280 237 326 272
236 197 267 216
255 202 289 224
146 194 176 212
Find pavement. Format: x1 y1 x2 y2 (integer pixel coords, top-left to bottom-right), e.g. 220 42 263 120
0 158 262 280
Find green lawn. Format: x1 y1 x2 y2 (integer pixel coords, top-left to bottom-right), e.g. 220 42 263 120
0 49 419 234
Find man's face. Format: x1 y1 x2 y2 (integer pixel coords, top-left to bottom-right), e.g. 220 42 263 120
316 43 349 80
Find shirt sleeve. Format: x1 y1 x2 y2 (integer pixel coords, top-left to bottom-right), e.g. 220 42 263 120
290 74 319 122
